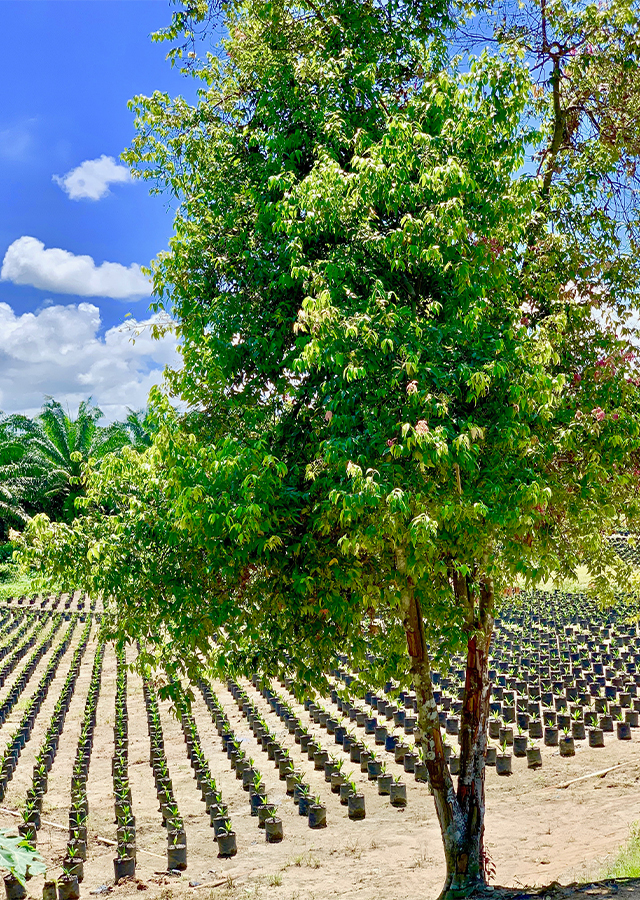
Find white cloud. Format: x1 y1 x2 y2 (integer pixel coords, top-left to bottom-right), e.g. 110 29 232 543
1 236 150 300
53 154 131 201
0 302 180 421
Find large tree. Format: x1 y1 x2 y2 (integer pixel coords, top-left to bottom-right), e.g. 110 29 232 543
19 0 640 895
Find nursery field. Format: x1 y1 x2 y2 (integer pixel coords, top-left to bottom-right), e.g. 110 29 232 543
0 591 639 900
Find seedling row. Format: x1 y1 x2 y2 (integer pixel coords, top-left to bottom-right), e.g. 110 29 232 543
0 589 637 900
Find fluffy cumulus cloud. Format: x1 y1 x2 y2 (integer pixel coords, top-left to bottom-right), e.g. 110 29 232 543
1 236 150 299
53 154 131 201
0 302 180 421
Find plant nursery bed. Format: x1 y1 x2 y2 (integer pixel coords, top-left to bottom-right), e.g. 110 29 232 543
0 593 637 900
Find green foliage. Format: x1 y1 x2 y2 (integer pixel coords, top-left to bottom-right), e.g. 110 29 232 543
603 823 640 879
0 830 46 886
0 539 36 598
0 418 32 533
0 571 34 602
15 438 215 682
0 542 15 564
0 399 154 534
7 397 133 522
17 0 640 697
123 407 159 450
0 543 16 585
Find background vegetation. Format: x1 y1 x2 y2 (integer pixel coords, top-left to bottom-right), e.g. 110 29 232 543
0 399 155 599
0 399 155 539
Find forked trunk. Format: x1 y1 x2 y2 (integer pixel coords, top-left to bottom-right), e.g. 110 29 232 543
397 551 494 899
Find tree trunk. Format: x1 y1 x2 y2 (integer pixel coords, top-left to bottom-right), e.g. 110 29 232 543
396 550 494 899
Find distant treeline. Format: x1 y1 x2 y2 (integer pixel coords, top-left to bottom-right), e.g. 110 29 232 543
0 398 154 540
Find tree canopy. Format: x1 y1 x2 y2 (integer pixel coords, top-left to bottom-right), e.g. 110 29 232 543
17 0 640 893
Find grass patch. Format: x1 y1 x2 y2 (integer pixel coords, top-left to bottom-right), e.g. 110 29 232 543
515 566 594 594
286 852 320 870
0 569 35 601
0 552 62 602
603 823 640 878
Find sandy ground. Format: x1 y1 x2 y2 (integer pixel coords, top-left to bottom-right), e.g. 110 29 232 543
0 625 638 900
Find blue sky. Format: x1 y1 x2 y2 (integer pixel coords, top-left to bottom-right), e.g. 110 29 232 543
0 0 207 420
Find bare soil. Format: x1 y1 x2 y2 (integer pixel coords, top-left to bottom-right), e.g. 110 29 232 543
0 632 639 900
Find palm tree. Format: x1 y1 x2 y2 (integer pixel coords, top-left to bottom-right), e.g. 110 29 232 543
0 398 133 524
0 414 32 537
123 408 157 449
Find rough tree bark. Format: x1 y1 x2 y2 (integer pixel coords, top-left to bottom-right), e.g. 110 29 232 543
396 549 495 899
